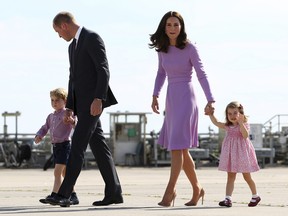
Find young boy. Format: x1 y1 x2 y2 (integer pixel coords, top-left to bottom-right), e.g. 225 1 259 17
35 88 78 205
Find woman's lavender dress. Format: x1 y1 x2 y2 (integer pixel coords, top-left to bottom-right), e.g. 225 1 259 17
153 43 214 150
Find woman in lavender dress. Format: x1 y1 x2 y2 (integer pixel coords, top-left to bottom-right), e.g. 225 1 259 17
150 11 215 207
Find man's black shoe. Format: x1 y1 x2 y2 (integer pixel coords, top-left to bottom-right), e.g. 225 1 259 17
39 195 52 204
46 194 71 207
40 192 57 204
92 195 123 206
59 198 71 207
46 195 59 205
70 192 79 205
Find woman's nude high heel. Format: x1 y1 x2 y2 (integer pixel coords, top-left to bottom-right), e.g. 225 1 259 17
158 191 177 207
185 188 205 206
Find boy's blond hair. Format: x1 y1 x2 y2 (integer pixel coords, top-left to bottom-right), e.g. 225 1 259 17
50 88 68 101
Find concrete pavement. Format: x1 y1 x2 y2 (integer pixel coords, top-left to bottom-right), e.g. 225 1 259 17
0 166 287 216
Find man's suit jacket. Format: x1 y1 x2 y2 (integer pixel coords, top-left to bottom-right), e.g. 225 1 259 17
67 27 117 115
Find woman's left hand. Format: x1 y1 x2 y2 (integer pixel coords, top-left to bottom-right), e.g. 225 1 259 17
204 102 215 115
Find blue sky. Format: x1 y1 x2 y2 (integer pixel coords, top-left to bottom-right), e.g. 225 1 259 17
1 0 288 135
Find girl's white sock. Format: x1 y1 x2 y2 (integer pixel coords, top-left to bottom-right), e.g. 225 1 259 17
225 195 232 200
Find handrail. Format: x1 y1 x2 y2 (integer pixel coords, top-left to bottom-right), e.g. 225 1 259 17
262 114 288 132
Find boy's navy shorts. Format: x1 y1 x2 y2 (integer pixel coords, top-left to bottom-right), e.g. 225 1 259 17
52 141 71 165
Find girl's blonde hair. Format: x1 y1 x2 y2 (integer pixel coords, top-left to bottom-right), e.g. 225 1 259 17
225 101 248 126
50 88 67 101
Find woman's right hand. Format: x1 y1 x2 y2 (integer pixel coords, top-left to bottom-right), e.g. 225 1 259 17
151 96 160 114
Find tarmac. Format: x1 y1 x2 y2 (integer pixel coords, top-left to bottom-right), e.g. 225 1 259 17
0 165 287 216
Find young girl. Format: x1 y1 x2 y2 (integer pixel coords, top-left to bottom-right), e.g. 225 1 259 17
206 101 261 207
35 88 78 205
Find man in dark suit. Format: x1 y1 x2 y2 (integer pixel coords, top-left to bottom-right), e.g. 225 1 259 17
49 11 123 207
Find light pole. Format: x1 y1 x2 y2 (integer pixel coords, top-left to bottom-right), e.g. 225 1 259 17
2 111 21 142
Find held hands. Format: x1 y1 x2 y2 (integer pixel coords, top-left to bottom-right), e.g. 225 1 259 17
63 109 76 125
151 96 160 114
204 102 215 115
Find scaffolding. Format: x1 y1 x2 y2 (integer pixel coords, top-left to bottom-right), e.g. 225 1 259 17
108 112 151 166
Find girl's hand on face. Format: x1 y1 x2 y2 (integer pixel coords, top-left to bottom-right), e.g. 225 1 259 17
237 113 245 124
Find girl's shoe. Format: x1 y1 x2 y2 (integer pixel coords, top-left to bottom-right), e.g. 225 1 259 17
248 196 261 207
219 198 232 207
185 188 205 206
158 191 177 207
